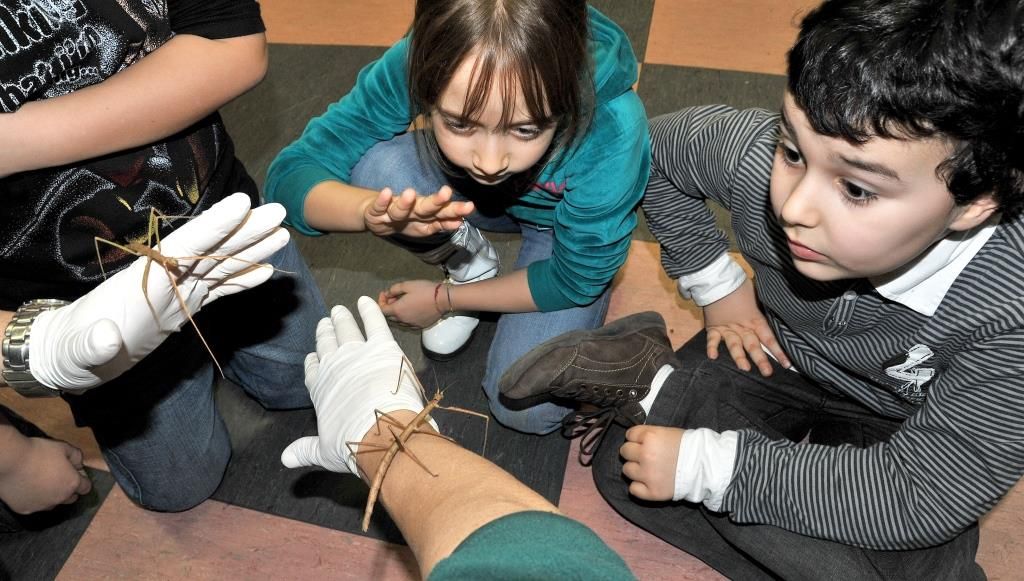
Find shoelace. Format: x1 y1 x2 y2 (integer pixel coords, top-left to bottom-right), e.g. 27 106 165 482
561 407 618 466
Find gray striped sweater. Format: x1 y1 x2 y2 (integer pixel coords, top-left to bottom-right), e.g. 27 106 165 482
643 105 1024 550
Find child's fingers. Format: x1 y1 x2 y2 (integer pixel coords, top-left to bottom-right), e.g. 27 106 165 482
759 333 791 369
721 330 752 372
619 440 642 462
365 189 394 219
748 346 774 377
621 459 643 481
706 329 723 360
628 481 653 500
387 188 417 222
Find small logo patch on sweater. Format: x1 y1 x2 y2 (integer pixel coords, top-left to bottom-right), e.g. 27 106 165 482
882 344 935 404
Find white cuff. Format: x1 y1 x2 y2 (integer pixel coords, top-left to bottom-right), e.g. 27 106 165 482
676 254 747 307
672 428 739 512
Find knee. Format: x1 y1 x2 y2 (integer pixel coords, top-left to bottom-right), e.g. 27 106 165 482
108 445 230 513
350 134 441 194
488 399 565 435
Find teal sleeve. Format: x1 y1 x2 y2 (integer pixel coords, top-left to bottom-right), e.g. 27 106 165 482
264 38 415 236
428 511 636 581
527 91 650 311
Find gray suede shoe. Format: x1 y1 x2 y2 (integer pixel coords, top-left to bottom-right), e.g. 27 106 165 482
498 311 675 427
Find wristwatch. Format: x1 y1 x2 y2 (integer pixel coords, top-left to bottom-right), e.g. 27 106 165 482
2 298 69 398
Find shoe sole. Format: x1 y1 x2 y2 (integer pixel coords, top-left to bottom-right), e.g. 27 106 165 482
422 324 480 362
498 311 667 410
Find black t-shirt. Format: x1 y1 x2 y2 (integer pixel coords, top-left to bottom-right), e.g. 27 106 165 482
0 0 264 309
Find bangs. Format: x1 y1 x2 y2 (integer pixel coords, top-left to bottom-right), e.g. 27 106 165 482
457 44 558 129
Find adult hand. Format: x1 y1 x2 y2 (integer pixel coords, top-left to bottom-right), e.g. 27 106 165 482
363 185 474 238
703 279 789 376
620 425 684 502
281 297 434 476
30 193 291 393
378 279 447 328
0 436 91 514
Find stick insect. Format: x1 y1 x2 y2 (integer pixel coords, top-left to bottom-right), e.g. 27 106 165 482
94 206 278 377
347 356 490 531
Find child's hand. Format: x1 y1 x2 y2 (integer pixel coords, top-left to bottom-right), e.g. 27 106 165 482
379 280 445 328
620 425 685 501
364 186 475 238
0 436 92 514
703 279 790 376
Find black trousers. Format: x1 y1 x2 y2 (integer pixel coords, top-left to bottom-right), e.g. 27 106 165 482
591 332 984 581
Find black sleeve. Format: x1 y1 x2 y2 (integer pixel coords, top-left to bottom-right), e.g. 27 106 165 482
168 0 265 39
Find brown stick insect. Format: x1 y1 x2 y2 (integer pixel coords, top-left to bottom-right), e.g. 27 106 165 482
347 355 490 531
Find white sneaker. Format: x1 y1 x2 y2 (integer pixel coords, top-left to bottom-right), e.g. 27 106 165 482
421 223 498 360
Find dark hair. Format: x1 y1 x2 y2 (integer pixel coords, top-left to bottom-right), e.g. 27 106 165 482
788 0 1024 215
407 0 594 183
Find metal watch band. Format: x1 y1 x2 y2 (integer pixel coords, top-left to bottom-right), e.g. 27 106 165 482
2 298 70 398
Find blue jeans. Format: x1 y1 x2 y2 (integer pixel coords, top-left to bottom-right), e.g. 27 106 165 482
65 240 326 511
352 133 611 434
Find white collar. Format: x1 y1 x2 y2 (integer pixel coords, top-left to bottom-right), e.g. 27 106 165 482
870 215 1000 316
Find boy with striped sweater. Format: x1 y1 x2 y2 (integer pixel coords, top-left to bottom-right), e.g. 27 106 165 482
498 0 1024 578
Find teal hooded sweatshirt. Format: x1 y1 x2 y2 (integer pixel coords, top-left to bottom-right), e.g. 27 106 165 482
265 6 650 312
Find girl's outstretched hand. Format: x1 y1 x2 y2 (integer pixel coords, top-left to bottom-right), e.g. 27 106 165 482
378 279 445 328
363 186 475 238
704 278 790 376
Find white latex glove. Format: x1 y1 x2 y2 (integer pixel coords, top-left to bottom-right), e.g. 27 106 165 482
281 296 435 476
29 193 290 393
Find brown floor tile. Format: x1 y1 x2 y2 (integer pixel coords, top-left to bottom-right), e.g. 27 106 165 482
645 0 819 75
979 479 1024 580
261 0 412 47
560 439 725 580
58 487 418 580
0 390 105 470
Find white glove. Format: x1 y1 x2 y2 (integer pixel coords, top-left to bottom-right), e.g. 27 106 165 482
29 193 290 393
281 296 435 476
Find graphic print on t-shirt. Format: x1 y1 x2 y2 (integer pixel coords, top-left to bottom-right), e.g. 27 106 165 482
0 0 167 112
882 344 936 404
0 0 241 308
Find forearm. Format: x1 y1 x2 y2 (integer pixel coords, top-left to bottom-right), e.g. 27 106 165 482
0 33 267 176
302 180 380 233
446 270 538 313
357 411 558 576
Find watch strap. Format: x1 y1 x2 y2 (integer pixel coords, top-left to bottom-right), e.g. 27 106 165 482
3 299 70 397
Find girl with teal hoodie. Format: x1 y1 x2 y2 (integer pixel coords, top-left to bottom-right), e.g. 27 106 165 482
266 0 650 435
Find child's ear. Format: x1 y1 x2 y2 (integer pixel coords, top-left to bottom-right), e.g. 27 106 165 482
949 194 999 231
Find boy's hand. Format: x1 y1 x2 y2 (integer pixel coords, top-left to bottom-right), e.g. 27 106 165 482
620 425 685 501
703 279 790 376
378 280 445 328
363 186 474 238
0 437 91 514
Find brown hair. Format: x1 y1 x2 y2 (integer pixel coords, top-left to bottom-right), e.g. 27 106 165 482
407 0 594 180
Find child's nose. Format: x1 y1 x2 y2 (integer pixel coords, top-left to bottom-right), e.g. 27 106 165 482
779 177 821 228
472 138 510 177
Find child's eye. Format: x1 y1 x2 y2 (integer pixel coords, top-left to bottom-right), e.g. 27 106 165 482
839 179 878 206
511 126 542 140
442 118 474 135
776 139 803 166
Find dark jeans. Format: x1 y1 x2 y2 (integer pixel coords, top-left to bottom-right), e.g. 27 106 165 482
592 332 984 581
